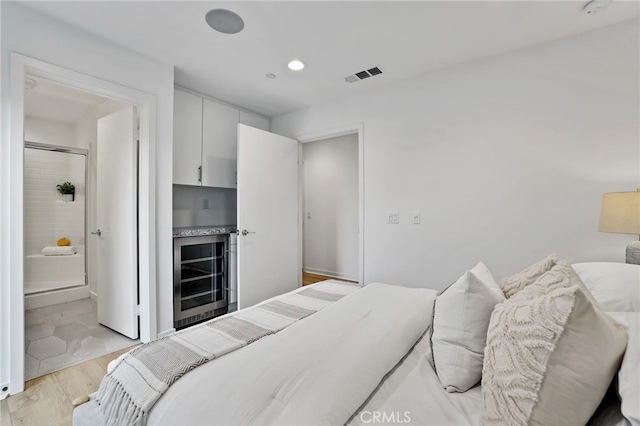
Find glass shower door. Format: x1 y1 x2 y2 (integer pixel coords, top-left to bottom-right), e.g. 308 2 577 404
23 142 87 294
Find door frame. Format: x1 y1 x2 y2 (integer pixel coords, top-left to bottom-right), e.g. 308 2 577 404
297 123 364 285
7 53 158 394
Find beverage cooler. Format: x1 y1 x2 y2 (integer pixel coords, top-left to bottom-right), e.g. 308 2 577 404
173 234 228 329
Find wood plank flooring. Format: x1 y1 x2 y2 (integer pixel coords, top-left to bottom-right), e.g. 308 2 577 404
302 271 357 286
2 345 136 426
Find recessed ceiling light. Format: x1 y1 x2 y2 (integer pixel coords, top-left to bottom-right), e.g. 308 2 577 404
288 60 305 71
205 9 244 34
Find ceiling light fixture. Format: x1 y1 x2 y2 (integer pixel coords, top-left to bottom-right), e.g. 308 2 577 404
288 60 305 71
205 9 244 34
583 0 612 14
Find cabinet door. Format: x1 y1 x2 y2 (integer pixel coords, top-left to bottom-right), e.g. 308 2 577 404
173 89 203 186
202 99 239 188
239 110 270 131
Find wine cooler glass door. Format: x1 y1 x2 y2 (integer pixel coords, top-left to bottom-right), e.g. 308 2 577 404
174 235 228 324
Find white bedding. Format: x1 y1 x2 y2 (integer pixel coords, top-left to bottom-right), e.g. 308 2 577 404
349 332 484 425
147 282 436 425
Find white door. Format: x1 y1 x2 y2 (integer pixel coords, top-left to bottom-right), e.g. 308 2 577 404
96 106 139 339
237 124 299 309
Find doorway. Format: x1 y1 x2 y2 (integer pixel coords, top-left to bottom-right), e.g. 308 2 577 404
6 53 157 396
301 134 359 283
297 124 365 286
22 75 139 380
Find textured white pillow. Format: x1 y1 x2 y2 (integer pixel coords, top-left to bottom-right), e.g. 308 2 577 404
430 261 504 393
499 253 558 298
483 264 628 426
572 262 640 312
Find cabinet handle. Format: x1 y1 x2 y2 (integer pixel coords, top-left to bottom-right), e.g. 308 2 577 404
198 166 202 183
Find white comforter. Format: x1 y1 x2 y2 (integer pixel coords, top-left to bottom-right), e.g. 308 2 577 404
148 282 436 425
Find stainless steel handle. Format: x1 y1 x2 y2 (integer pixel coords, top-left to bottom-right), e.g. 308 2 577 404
91 229 102 237
240 229 255 236
198 166 202 183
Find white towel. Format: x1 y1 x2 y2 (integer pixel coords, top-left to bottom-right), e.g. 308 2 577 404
42 246 77 256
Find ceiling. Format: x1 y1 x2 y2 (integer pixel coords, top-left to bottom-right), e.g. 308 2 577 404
24 75 108 123
20 1 639 117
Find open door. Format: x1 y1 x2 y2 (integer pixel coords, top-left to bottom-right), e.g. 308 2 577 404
95 106 139 339
237 124 299 309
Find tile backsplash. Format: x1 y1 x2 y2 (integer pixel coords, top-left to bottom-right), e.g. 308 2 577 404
173 185 237 227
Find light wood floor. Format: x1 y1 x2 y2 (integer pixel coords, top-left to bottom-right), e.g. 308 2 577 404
1 345 137 426
302 271 357 286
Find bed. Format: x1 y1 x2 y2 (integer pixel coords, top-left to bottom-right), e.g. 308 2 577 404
73 259 640 426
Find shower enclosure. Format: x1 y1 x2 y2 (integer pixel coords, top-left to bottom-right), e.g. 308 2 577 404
24 142 88 309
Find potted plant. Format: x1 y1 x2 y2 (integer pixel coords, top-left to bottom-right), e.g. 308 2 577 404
56 181 75 202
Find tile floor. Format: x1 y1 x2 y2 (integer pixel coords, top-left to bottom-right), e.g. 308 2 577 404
24 297 139 380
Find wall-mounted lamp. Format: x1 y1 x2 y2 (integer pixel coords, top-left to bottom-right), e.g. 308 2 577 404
598 189 640 264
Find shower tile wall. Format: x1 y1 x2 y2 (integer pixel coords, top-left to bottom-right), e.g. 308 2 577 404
24 148 85 256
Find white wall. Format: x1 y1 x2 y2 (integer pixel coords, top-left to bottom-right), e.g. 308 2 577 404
273 19 640 290
173 185 237 228
0 2 174 394
303 134 358 280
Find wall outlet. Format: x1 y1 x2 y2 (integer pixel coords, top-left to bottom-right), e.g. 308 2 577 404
412 211 421 224
307 211 312 219
387 211 399 224
203 198 209 209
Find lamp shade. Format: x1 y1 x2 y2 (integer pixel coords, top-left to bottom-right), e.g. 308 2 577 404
598 191 640 235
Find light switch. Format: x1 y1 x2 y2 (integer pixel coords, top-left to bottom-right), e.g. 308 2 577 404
203 199 209 209
388 211 399 224
412 211 421 224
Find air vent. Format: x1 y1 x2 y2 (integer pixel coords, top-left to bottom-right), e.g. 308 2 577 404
345 66 384 83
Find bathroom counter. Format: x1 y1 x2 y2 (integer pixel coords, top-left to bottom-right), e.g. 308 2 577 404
172 225 237 238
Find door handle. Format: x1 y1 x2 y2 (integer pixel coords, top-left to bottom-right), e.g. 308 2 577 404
91 229 102 237
198 166 202 183
239 229 255 236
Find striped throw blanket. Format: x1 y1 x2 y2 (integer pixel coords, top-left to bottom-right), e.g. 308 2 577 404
95 280 360 426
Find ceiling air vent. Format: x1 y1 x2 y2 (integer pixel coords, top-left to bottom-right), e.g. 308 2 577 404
345 66 384 83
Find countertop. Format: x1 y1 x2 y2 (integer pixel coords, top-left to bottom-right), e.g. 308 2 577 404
172 225 237 238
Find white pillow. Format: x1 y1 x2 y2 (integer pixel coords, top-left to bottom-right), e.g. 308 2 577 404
499 253 558 298
572 262 640 312
430 261 504 393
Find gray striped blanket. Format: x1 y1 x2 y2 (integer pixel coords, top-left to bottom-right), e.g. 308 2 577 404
95 280 360 426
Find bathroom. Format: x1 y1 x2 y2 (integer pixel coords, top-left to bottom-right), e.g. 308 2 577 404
23 76 137 380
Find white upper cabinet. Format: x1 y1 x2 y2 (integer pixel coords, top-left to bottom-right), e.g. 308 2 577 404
239 110 269 132
202 99 240 188
173 88 270 188
173 89 203 186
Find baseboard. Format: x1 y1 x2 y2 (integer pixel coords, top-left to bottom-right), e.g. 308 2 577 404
304 267 358 282
157 328 176 339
